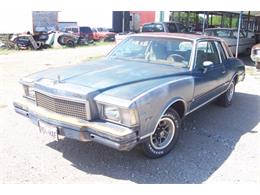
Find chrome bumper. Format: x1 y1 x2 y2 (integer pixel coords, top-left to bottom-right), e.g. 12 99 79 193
13 98 138 151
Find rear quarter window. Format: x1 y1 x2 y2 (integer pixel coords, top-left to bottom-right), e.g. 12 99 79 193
142 24 164 32
215 41 227 61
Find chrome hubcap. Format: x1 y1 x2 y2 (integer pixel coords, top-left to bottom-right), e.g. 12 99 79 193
150 117 175 150
227 83 235 102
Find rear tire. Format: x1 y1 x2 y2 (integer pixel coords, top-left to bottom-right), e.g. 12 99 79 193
217 80 235 107
142 108 181 159
66 40 75 48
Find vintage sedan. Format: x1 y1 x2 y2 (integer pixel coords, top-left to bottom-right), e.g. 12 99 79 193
205 28 255 55
14 33 245 158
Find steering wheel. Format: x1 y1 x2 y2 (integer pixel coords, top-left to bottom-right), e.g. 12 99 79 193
167 54 185 63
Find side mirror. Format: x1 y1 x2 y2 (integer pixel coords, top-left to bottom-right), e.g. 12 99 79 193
203 61 213 67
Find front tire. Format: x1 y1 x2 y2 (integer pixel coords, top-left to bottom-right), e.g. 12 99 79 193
217 80 235 107
142 109 181 159
66 40 75 48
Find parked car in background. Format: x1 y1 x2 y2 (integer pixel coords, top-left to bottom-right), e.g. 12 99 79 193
14 33 245 158
142 22 189 33
204 28 255 55
65 26 94 43
251 43 260 69
92 27 116 41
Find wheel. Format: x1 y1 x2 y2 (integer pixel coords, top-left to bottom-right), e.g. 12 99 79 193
142 108 181 158
217 80 235 107
57 36 66 45
66 40 75 47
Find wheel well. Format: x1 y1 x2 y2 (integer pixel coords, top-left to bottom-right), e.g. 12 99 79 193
234 75 238 85
169 101 185 119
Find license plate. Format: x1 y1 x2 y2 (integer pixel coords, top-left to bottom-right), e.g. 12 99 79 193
257 50 260 55
38 121 58 141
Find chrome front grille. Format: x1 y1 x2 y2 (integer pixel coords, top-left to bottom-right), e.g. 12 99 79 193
35 92 87 120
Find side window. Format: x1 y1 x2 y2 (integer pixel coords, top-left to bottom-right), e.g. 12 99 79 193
142 24 153 32
195 41 220 69
154 24 164 32
215 41 227 61
232 31 245 38
167 23 177 32
215 30 231 38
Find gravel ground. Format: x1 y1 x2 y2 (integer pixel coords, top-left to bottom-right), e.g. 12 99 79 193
0 46 259 184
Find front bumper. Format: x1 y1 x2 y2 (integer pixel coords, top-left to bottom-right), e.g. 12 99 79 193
13 98 138 151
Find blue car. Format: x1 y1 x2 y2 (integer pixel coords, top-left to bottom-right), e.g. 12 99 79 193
14 33 245 158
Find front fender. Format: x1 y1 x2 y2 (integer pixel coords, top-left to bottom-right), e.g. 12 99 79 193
133 76 194 138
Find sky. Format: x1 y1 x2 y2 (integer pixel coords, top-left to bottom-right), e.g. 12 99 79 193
0 0 258 33
0 1 114 33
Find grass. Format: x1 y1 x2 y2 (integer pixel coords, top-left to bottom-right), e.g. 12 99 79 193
46 41 115 50
0 48 18 55
0 41 115 55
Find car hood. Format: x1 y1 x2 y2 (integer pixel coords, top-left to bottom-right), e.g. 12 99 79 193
26 58 190 100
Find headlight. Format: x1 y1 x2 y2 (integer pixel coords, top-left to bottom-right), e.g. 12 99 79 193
103 105 120 122
101 104 139 126
23 85 35 99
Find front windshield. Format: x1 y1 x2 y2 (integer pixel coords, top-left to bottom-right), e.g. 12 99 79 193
108 36 193 68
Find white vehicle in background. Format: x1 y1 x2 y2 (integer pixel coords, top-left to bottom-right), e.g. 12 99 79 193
205 28 256 55
251 43 260 69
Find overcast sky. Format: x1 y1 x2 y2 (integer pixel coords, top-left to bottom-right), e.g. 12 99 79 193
0 0 257 33
0 1 114 33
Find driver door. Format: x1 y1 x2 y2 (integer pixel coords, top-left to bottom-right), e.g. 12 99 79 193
190 40 226 110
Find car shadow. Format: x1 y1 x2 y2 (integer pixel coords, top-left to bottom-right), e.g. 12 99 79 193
47 92 260 183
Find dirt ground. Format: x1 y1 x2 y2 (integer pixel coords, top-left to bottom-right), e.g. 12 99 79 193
0 45 259 183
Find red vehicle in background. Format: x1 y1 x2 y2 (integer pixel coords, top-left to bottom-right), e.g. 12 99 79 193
92 27 116 42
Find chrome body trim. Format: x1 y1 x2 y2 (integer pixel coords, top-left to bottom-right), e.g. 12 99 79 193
185 90 226 115
33 88 87 104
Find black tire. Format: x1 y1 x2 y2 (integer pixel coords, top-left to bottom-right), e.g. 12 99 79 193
217 80 235 107
142 108 181 159
66 40 75 48
57 36 64 45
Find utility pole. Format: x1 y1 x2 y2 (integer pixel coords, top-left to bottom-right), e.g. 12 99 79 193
202 12 206 33
122 11 125 33
235 11 243 58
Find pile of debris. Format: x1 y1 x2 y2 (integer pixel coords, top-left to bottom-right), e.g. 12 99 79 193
0 31 92 50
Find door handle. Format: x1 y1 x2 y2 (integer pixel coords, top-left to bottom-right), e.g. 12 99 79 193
222 70 226 74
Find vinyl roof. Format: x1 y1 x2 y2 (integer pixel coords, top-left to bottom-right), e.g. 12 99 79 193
131 32 221 41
